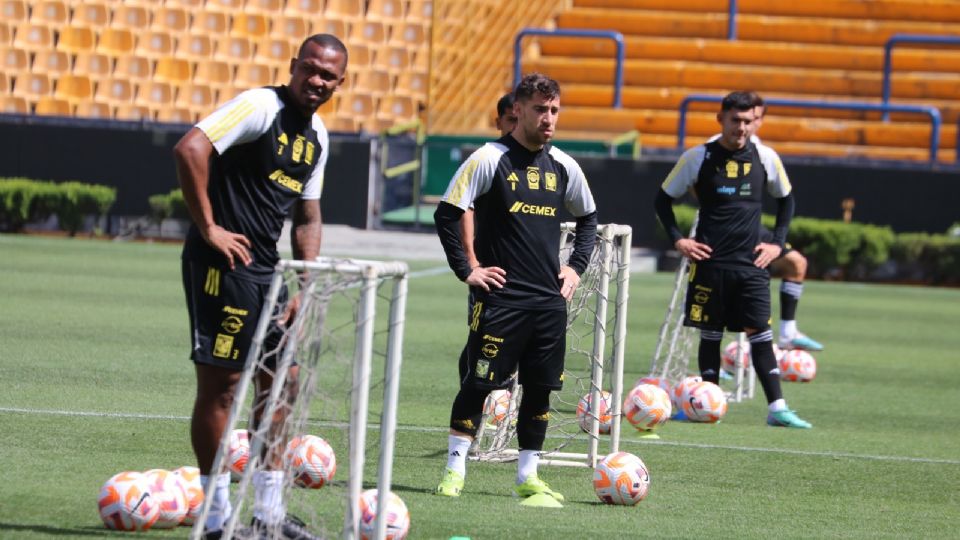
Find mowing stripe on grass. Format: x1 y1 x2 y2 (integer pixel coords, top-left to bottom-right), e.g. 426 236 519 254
4 406 958 466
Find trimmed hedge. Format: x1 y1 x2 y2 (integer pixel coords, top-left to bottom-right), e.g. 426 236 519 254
0 178 116 235
667 204 958 284
148 188 188 222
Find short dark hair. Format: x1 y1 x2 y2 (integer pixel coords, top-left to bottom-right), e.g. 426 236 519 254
720 91 756 113
496 92 515 117
514 73 560 102
298 34 349 70
749 91 767 116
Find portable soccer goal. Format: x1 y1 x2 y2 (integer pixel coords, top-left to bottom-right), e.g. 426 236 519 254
470 223 633 468
190 257 409 540
648 212 756 402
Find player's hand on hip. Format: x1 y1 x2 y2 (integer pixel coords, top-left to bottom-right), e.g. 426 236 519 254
675 238 712 261
558 265 580 301
465 266 506 291
753 242 782 269
203 225 252 270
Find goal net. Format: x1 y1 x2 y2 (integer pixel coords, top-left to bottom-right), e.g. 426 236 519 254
648 212 756 402
190 257 409 540
470 223 633 468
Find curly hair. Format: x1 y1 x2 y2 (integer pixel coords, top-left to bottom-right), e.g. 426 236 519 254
514 73 560 102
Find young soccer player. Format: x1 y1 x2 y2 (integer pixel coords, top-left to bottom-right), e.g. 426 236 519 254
434 74 598 499
656 91 812 429
174 34 348 539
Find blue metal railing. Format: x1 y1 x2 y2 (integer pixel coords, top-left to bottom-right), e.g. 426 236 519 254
727 0 738 40
513 28 625 108
881 33 960 121
676 94 944 163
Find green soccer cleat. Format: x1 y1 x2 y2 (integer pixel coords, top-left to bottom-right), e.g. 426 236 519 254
513 475 565 502
767 409 812 429
435 467 464 497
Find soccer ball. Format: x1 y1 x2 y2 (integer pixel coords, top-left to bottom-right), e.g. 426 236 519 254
359 489 410 540
634 376 672 396
482 389 511 425
592 451 651 505
173 466 203 526
576 390 613 434
284 434 336 489
227 428 250 480
779 349 817 382
622 384 672 432
722 341 750 373
671 375 702 416
681 381 728 423
143 469 188 529
97 471 159 531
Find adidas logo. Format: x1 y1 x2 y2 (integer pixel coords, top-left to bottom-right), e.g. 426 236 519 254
449 451 461 457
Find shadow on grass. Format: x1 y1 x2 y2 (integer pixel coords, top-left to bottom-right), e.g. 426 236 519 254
0 522 132 536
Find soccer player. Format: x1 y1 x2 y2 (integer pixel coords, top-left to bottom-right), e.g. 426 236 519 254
174 34 347 539
655 91 812 429
433 73 598 500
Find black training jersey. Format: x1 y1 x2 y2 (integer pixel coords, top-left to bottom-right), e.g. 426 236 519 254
662 140 791 268
441 134 596 310
181 86 329 283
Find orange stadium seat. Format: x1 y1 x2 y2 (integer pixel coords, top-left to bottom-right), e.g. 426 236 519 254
351 20 387 47
406 0 433 23
156 106 195 123
56 26 96 57
374 46 409 73
0 0 27 23
138 80 174 111
74 100 113 119
378 95 415 121
11 72 52 101
95 77 135 108
0 21 11 45
193 59 233 89
285 0 323 16
165 0 204 8
54 74 93 104
215 36 254 63
347 42 372 69
341 92 375 117
325 0 363 21
314 18 347 41
367 0 406 22
111 5 151 30
0 70 6 93
34 96 72 116
136 30 175 59
235 63 276 88
325 115 359 133
206 0 244 14
246 0 283 15
114 103 152 121
12 22 53 54
31 49 70 75
390 22 426 48
177 34 214 63
255 38 294 66
155 57 192 84
352 68 391 96
1 95 28 113
113 55 152 82
72 52 112 78
193 11 228 36
231 13 270 40
1 45 28 73
30 0 68 31
395 71 427 99
175 83 215 116
152 7 189 34
96 28 135 57
272 15 312 44
71 2 109 28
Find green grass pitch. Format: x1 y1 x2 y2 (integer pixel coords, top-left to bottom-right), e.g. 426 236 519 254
1 234 958 539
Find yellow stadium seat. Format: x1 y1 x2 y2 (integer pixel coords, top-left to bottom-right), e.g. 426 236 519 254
193 59 233 88
316 93 341 115
378 95 415 120
351 20 387 46
12 22 53 54
114 103 152 121
1 95 28 113
215 36 254 63
177 34 214 62
34 96 72 116
74 100 113 119
155 57 192 84
54 74 93 104
246 0 283 15
232 13 270 40
0 21 11 45
285 0 322 16
111 5 151 30
113 55 152 82
325 0 363 20
406 0 433 23
138 80 174 110
206 0 244 13
390 22 426 48
374 46 409 73
72 52 111 78
96 28 135 56
153 7 189 34
367 0 405 22
348 43 372 69
94 77 135 107
30 0 68 30
156 105 195 123
395 71 427 98
32 49 70 75
71 2 109 28
352 68 391 96
272 15 311 43
325 115 359 133
341 92 375 117
193 11 228 35
165 0 203 8
176 83 215 115
0 0 27 22
136 30 175 59
235 63 276 88
12 72 52 100
57 26 96 57
314 18 347 40
255 37 294 66
1 45 28 73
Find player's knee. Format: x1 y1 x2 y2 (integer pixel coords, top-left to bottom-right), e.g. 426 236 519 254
517 385 551 451
449 385 490 437
785 250 807 279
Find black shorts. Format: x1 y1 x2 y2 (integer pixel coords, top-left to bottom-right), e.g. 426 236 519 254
462 302 566 390
759 226 793 257
182 260 287 371
684 262 771 332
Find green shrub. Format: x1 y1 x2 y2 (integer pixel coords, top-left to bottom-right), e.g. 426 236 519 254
56 182 117 236
0 178 63 232
891 233 960 285
147 189 188 222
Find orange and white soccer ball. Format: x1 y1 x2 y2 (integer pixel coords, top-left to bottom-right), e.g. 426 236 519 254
576 390 613 434
483 389 511 425
142 469 188 529
173 466 203 526
722 341 750 373
227 429 250 480
358 489 410 540
672 376 702 416
284 434 336 489
98 471 160 531
593 451 651 506
681 381 728 423
634 376 672 397
623 384 672 432
779 349 817 382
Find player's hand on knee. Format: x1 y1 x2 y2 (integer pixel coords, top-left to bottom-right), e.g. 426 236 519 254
675 238 712 261
203 225 252 270
465 266 506 291
558 265 580 301
753 242 782 269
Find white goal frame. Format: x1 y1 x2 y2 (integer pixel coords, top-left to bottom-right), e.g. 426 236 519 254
470 223 633 468
190 257 409 540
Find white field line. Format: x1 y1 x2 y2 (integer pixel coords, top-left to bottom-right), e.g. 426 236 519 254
3 406 958 466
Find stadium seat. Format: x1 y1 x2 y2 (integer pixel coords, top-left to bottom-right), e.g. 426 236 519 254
351 20 387 47
215 36 254 63
113 55 152 82
156 105 195 123
206 0 244 14
374 46 410 73
406 0 433 23
231 13 270 40
324 115 359 133
114 103 152 121
0 95 28 113
255 37 294 66
314 18 347 41
325 0 363 21
111 5 151 30
74 100 113 119
96 28 136 57
272 15 312 44
136 30 175 60
152 7 189 34
246 0 283 15
378 95 415 121
177 34 214 63
54 74 93 104
0 21 11 45
1 45 28 74
11 72 52 101
193 11 228 36
165 0 203 8
138 80 174 113
366 0 406 23
284 0 322 16
0 0 27 23
395 71 427 99
34 96 72 116
12 22 53 54
341 92 375 118
31 49 70 75
72 52 112 78
71 2 109 28
94 77 135 108
390 22 426 48
347 43 372 69
155 57 192 84
352 68 391 96
235 63 276 88
0 70 6 93
29 0 68 31
175 82 215 116
316 93 341 115
56 26 96 57
193 59 233 89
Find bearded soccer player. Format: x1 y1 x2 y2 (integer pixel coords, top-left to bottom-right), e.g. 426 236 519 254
655 91 812 429
175 34 347 539
433 73 598 500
